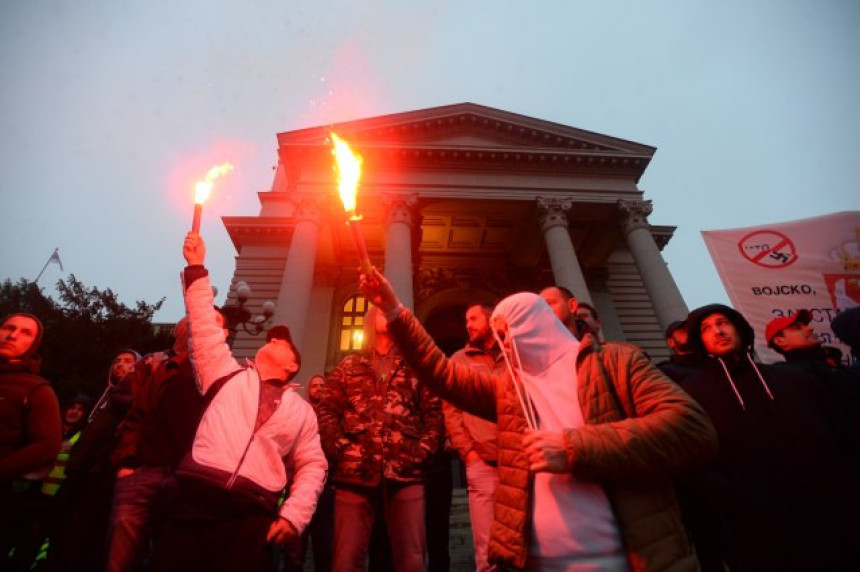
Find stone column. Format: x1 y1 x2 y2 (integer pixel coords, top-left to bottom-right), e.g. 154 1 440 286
588 272 626 341
274 196 321 349
537 197 593 306
617 199 688 331
383 194 417 310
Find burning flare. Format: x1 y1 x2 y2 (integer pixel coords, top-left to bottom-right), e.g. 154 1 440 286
331 132 363 216
330 132 371 274
195 162 235 204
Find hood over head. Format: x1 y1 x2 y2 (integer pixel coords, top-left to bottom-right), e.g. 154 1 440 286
0 312 45 373
491 292 577 376
685 303 755 359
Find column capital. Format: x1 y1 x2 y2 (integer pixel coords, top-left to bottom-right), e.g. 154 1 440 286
290 194 322 225
382 193 418 228
536 197 573 232
617 199 653 235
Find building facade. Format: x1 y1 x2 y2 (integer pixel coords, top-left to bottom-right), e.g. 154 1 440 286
221 103 687 387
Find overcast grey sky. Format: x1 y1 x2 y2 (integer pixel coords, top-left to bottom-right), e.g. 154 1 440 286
1 0 858 321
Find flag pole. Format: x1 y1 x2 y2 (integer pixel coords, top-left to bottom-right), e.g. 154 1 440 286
34 248 59 284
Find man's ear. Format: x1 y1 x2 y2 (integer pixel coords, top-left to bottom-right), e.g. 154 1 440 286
772 334 788 352
286 361 299 373
568 298 579 314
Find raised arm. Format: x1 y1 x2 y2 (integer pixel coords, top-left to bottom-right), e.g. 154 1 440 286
277 403 328 534
182 232 241 392
359 267 497 421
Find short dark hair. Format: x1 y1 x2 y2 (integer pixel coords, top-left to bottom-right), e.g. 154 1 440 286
266 325 302 381
577 302 599 321
467 301 495 316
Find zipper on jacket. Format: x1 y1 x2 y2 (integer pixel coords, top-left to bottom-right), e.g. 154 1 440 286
225 386 285 489
226 432 255 489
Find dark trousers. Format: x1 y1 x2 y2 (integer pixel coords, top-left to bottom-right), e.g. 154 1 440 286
149 479 276 572
281 484 334 572
105 466 177 572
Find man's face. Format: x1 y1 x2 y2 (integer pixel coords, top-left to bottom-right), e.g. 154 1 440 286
110 352 137 380
700 313 742 357
308 376 325 404
0 315 39 359
575 307 600 334
667 328 690 355
539 287 575 324
465 305 492 347
773 322 820 353
64 402 86 425
257 337 299 378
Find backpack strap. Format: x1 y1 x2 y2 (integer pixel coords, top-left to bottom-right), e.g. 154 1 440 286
202 368 245 411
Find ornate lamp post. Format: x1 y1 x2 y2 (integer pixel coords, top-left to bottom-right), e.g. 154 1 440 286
221 281 275 347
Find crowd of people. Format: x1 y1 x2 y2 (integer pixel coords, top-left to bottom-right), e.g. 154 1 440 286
2 230 859 572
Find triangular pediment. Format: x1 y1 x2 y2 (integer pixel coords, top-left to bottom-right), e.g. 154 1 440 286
277 102 655 156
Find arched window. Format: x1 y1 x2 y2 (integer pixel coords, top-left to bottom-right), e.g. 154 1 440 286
338 294 367 356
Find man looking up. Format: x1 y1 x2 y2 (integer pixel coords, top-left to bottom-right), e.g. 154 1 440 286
446 302 502 572
151 232 326 572
317 305 443 572
105 312 228 572
664 304 859 570
361 269 718 570
0 313 61 567
765 310 844 367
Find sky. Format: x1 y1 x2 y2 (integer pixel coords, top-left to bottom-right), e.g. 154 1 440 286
1 0 858 322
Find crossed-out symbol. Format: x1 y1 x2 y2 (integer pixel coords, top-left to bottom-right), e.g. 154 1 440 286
737 230 798 268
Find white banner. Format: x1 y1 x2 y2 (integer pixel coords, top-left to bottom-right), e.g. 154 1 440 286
701 211 860 364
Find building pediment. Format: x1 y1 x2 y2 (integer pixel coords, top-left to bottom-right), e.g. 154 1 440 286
277 102 655 156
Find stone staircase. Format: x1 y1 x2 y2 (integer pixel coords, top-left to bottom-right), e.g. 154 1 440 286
448 488 476 571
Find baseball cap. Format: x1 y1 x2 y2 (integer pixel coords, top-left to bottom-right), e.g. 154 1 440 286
665 320 687 339
765 310 812 344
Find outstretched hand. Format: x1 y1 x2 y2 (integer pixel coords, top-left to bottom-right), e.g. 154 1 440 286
359 267 400 314
522 429 570 473
183 232 206 266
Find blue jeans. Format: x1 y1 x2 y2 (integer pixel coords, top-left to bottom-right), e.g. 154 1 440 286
333 481 426 572
466 459 499 572
106 466 176 572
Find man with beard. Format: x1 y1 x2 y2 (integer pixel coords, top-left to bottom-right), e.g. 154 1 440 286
104 312 228 572
360 269 717 571
667 304 859 571
445 302 503 572
50 349 140 571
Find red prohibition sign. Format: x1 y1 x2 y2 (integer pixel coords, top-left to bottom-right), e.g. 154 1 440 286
737 230 798 268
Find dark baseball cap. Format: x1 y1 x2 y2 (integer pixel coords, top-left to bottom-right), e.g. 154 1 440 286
665 319 687 339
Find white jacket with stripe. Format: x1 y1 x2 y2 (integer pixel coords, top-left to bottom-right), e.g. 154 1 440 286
182 265 327 533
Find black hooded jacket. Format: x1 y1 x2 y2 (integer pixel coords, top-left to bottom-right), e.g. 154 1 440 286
0 313 61 482
666 304 859 571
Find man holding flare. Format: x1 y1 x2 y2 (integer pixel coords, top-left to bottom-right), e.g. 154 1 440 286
359 266 717 571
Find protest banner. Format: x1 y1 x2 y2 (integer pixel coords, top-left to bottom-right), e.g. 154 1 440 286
702 211 859 363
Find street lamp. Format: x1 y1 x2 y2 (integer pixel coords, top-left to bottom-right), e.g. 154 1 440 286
221 281 275 346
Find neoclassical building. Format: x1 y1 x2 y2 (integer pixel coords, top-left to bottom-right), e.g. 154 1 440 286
221 103 688 386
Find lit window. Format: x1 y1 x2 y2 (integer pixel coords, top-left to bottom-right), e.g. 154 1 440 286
339 294 367 352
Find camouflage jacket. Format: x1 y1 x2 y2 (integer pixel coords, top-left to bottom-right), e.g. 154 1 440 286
317 350 444 487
